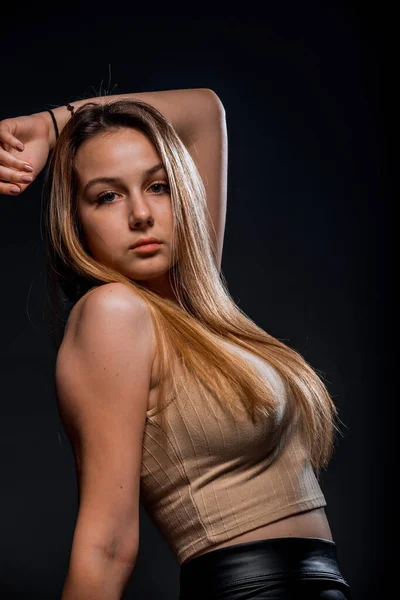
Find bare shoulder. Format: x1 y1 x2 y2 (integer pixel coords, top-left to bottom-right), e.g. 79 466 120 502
64 282 153 339
56 281 157 417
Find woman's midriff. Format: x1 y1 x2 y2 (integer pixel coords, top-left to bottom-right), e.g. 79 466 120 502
181 507 333 565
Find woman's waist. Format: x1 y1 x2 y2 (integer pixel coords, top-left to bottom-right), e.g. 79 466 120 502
184 507 333 565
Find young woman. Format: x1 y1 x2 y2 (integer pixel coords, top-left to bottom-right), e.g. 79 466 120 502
0 89 352 599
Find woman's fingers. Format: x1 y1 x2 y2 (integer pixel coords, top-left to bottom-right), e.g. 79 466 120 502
0 174 31 195
0 125 25 152
0 114 51 196
0 162 34 184
0 142 34 195
0 157 34 195
0 181 24 195
0 146 33 172
0 174 29 194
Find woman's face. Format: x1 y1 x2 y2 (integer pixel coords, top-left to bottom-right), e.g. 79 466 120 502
75 127 177 297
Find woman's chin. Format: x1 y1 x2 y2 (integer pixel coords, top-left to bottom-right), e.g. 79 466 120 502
123 267 171 283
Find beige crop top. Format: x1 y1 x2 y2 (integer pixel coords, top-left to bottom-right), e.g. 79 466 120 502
139 337 326 566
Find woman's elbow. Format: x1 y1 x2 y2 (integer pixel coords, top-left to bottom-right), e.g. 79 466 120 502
62 540 138 599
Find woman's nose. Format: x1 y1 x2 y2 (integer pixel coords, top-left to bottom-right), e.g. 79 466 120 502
128 193 153 227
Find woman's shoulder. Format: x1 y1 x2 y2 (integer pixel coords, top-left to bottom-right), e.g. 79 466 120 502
62 282 155 348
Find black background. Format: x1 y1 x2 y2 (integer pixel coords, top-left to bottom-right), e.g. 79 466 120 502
0 3 389 599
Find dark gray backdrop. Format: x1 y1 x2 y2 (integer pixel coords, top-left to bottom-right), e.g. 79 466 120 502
0 4 388 599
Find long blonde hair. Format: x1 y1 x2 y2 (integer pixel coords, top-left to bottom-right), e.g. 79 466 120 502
42 98 341 475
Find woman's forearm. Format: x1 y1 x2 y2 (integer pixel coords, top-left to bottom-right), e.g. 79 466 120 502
38 88 222 150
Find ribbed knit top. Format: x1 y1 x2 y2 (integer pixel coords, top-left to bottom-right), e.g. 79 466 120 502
139 337 326 566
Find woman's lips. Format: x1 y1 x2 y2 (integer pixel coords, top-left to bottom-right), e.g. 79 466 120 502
132 243 162 254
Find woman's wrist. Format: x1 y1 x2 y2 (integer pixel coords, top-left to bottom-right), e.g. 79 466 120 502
36 105 74 151
36 110 57 150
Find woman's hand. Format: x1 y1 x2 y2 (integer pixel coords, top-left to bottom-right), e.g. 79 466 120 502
0 112 52 196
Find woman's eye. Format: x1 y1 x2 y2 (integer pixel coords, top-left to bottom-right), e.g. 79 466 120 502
97 191 118 204
149 182 170 194
96 183 169 205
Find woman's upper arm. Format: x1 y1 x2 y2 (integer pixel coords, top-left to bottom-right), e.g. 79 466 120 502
183 89 228 272
55 283 155 563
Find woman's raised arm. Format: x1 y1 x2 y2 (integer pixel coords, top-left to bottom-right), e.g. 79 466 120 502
0 88 227 269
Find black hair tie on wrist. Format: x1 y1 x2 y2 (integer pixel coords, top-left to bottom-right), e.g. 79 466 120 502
46 104 75 142
46 108 59 140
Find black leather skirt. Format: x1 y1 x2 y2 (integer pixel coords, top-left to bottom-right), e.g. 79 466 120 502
179 537 352 599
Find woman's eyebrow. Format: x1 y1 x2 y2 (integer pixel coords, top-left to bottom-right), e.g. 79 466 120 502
83 163 165 194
